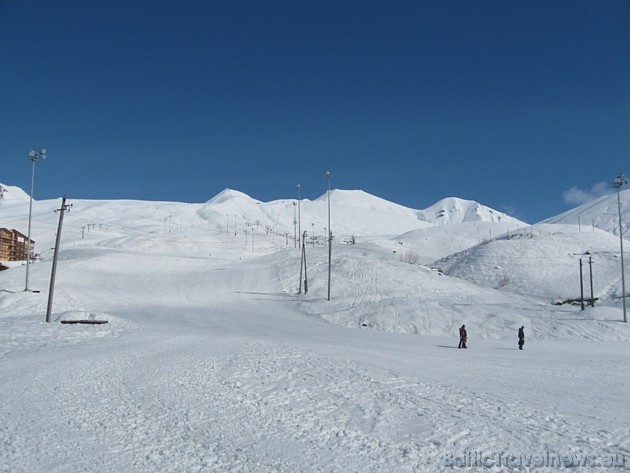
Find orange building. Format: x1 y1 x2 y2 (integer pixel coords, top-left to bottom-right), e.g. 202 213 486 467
0 228 35 261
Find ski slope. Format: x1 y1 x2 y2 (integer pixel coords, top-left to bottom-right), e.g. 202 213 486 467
1 185 629 471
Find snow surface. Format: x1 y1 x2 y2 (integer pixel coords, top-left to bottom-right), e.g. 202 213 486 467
1 184 629 472
542 189 630 237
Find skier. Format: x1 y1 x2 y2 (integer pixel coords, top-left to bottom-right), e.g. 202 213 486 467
518 326 525 350
458 324 467 349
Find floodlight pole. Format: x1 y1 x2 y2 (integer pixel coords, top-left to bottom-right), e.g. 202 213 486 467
325 170 332 301
296 184 301 249
614 173 628 322
293 202 297 249
25 148 46 292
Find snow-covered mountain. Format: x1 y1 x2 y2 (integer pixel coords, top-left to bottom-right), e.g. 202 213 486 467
1 181 629 472
196 188 526 242
0 180 626 337
1 182 526 237
316 190 525 227
418 196 520 225
205 188 262 205
541 188 630 236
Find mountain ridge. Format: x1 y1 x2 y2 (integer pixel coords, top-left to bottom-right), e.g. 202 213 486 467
4 182 630 237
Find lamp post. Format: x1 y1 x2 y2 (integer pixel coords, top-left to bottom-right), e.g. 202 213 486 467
296 184 301 249
614 173 628 323
325 170 332 301
25 147 46 292
293 201 297 248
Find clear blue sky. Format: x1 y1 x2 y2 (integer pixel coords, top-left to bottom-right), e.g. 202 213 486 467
1 0 629 223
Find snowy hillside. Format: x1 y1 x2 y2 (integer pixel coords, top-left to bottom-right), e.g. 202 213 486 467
0 182 626 340
541 188 630 236
1 183 629 472
0 183 30 202
379 221 526 265
434 224 624 305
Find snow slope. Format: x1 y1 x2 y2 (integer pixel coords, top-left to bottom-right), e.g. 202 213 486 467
434 224 625 304
1 184 629 472
541 188 630 236
0 183 30 202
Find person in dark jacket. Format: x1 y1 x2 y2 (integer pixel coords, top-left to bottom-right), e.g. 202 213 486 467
458 325 467 349
518 326 525 350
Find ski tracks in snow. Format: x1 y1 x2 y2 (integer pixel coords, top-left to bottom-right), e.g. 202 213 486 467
1 336 628 472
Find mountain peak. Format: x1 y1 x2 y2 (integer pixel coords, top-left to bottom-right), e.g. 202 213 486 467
206 189 261 205
419 197 524 225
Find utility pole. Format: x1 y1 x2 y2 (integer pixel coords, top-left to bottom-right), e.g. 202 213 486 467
299 231 308 294
589 255 595 307
46 196 72 323
614 173 627 322
580 258 584 310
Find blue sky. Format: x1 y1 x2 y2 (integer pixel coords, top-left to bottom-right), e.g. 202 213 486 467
1 0 629 223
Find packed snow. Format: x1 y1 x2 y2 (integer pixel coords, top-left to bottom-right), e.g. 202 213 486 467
1 183 629 472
